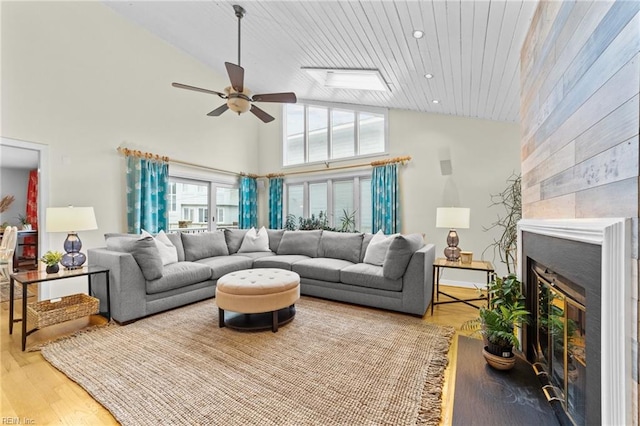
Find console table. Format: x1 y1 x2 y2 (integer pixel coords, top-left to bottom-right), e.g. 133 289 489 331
431 258 494 315
8 266 110 351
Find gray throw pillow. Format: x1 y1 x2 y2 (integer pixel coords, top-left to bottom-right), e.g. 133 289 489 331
165 232 185 262
267 229 285 253
181 231 229 261
318 231 364 264
121 236 164 281
277 230 322 258
382 234 424 280
224 229 248 254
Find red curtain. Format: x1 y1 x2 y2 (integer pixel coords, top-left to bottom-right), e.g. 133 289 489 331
23 170 38 258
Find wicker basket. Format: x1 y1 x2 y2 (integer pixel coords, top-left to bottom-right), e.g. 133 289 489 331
26 293 99 329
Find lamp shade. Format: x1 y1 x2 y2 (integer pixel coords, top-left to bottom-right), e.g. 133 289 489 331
46 207 98 232
436 207 470 229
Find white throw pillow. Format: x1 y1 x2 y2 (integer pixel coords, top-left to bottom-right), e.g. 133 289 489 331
141 229 178 265
238 226 271 253
363 230 398 266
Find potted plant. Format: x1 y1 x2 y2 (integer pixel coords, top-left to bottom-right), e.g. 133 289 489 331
463 273 530 370
40 250 63 274
17 213 32 230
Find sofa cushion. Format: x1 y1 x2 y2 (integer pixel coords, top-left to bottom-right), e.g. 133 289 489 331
142 229 178 266
182 231 229 261
165 232 185 262
318 231 363 264
224 229 248 254
145 261 212 294
340 263 403 292
267 229 285 252
277 230 322 258
383 234 424 280
360 233 374 262
195 256 253 280
231 252 275 260
253 255 310 270
292 258 354 283
238 226 270 252
363 231 398 266
119 236 164 281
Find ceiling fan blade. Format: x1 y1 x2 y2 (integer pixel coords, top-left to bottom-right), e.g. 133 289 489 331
252 92 297 103
207 104 229 116
250 105 275 123
172 82 226 98
225 62 244 93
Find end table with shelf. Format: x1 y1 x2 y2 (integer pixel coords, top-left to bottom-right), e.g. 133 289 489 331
431 258 495 315
8 265 111 351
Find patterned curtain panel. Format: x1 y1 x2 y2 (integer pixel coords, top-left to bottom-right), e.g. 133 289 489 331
126 156 169 234
268 177 284 229
372 163 400 234
23 169 38 258
239 176 258 229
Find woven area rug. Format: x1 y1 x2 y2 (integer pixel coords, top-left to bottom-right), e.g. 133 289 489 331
41 297 454 425
0 281 36 302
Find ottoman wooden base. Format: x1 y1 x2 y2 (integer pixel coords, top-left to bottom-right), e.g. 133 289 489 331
219 305 295 332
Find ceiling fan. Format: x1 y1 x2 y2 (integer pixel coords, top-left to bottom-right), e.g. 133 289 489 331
172 4 297 123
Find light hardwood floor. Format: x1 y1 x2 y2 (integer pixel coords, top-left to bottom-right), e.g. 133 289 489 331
1 285 479 425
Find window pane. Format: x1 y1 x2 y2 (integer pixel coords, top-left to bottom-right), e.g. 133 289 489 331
308 106 328 163
285 104 305 165
309 182 327 218
359 112 385 155
169 181 209 231
288 184 304 219
360 178 372 233
216 187 239 228
333 181 354 229
332 109 355 159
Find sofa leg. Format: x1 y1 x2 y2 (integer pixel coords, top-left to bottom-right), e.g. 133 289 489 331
219 308 225 328
272 310 278 333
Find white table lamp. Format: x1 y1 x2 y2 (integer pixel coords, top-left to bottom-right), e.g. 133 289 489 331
436 207 470 261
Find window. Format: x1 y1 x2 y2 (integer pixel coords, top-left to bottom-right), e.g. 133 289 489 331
284 102 387 166
169 177 238 231
284 173 371 232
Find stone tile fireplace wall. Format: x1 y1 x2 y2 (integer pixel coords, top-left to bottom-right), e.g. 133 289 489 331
520 1 640 424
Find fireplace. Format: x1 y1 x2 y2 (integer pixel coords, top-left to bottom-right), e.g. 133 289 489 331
517 219 632 426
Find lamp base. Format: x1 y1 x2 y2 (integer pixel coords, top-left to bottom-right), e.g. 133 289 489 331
444 229 461 261
61 232 87 270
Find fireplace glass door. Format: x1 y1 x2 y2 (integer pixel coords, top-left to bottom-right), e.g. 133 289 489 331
535 269 586 425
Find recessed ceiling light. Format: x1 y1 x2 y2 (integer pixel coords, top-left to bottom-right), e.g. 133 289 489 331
424 73 434 79
432 100 440 104
412 30 424 39
302 67 389 92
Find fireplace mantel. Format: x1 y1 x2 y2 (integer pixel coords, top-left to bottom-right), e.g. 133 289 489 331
517 218 632 426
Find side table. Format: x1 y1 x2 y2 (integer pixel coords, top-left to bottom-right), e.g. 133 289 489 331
431 258 494 315
8 265 110 351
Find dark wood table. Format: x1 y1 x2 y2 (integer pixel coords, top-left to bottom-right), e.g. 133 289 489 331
8 266 110 350
431 257 494 315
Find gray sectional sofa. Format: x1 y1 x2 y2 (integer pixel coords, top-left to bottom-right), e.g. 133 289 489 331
87 229 436 324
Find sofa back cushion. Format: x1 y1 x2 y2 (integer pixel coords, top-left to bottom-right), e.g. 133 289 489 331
382 234 424 280
266 229 285 253
318 231 363 264
277 230 322 258
181 231 229 261
224 229 248 254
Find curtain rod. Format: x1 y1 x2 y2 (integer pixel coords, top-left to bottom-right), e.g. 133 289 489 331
116 147 242 177
263 156 411 179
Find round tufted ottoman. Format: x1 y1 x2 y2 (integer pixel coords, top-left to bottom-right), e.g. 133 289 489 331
215 269 300 332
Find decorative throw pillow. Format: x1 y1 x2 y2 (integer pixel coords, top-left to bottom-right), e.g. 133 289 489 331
382 234 425 280
363 230 398 266
181 231 229 261
121 236 164 281
141 229 178 266
224 229 248 254
238 226 270 252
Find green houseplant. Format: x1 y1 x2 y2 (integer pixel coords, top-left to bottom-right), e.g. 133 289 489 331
463 273 530 370
41 250 63 274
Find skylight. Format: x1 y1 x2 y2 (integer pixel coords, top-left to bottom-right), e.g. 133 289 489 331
302 68 389 92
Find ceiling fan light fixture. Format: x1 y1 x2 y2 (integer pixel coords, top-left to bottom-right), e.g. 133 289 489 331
225 86 252 114
302 68 389 92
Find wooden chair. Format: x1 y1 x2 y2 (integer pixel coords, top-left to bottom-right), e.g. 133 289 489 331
0 226 18 281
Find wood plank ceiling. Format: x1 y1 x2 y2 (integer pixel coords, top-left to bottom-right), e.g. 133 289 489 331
104 0 538 123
